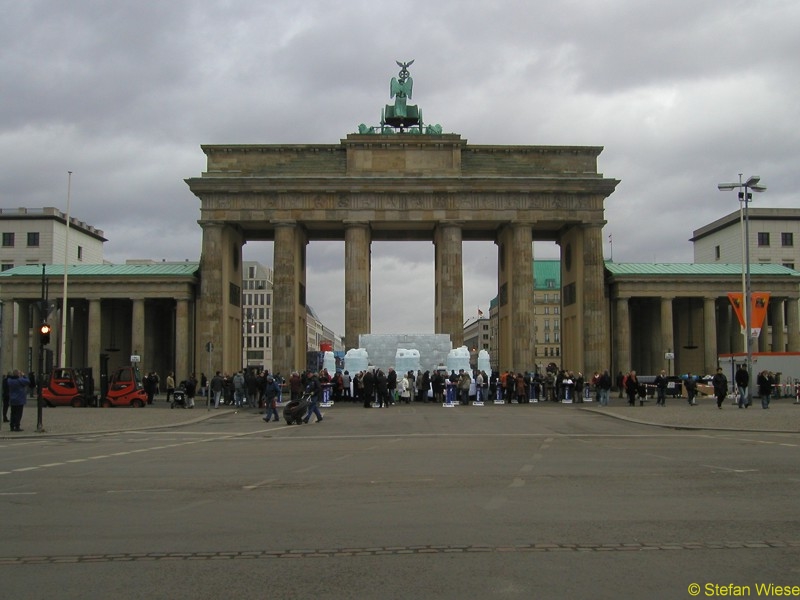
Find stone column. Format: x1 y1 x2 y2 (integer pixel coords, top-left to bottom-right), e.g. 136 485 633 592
31 301 42 378
87 299 102 390
660 297 674 374
718 303 731 355
131 299 145 363
1 299 16 375
344 222 371 351
273 222 307 377
786 297 800 352
660 296 674 354
769 299 785 352
198 222 225 372
582 224 608 373
615 297 631 374
703 297 718 373
175 298 190 381
509 223 534 371
16 300 31 372
434 222 464 348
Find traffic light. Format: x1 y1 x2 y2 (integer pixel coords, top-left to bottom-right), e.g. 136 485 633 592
39 322 51 345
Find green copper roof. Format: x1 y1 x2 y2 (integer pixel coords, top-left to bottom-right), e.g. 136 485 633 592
0 263 200 278
534 259 561 289
604 262 799 277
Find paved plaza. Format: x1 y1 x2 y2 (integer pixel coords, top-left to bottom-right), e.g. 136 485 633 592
1 397 798 599
3 393 799 438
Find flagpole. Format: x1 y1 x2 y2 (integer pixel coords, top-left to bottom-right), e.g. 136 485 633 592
59 171 72 368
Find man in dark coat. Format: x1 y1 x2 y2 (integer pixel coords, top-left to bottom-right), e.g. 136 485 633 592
7 369 30 432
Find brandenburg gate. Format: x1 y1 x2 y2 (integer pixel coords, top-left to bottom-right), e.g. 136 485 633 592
185 63 618 377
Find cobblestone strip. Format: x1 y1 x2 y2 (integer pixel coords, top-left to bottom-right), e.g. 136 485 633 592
0 540 797 565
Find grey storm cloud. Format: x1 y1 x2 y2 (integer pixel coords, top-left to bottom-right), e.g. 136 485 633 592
3 0 799 336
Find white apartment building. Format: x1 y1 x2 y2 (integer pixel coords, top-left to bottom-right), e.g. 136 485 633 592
241 261 274 371
692 208 800 270
0 207 106 271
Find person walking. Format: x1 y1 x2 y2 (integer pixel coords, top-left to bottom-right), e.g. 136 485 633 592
712 367 728 409
625 370 639 407
342 370 352 401
757 370 772 409
184 373 197 408
654 369 668 407
362 369 375 407
458 369 472 405
303 374 324 423
262 375 281 422
735 364 750 408
684 372 698 406
165 372 176 405
232 370 246 408
210 371 224 409
7 369 30 432
399 371 412 404
597 369 612 406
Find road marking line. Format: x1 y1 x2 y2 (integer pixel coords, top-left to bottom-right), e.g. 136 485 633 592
243 479 275 490
107 489 174 494
0 492 37 496
509 478 525 488
701 464 757 473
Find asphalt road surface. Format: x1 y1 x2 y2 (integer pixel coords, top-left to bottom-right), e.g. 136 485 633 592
1 403 798 599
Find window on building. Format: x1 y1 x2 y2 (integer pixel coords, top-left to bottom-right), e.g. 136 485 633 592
757 232 770 247
783 262 795 270
1 263 14 271
77 245 83 260
544 306 550 315
782 232 794 247
27 232 40 247
2 233 14 247
714 245 720 260
546 279 556 289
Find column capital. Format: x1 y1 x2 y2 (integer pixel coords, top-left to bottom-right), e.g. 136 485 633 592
343 220 371 229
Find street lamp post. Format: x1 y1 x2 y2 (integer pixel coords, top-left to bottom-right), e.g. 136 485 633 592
718 175 767 405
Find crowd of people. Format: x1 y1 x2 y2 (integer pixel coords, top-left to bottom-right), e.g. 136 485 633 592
89 362 792 420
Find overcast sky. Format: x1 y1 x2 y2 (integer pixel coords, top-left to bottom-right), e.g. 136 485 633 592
3 0 799 339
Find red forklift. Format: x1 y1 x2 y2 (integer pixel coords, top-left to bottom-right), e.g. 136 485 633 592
42 367 94 407
102 366 148 407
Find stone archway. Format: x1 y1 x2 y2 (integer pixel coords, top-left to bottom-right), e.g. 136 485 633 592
185 134 618 376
